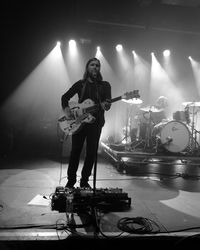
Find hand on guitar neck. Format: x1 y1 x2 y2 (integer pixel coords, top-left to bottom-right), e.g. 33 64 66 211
100 99 112 111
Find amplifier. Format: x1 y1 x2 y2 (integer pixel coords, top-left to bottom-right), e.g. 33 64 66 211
51 186 131 213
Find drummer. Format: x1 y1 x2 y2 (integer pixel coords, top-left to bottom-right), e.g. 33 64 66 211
140 95 169 125
130 96 169 142
153 95 169 124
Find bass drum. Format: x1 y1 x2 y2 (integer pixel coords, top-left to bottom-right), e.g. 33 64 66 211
154 120 190 153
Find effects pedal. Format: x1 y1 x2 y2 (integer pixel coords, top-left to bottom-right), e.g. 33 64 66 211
51 186 131 212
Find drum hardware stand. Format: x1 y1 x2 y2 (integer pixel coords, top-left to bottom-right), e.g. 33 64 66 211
131 136 145 150
131 111 155 152
188 127 200 155
188 104 200 154
153 135 162 154
144 111 153 149
142 111 156 152
121 109 131 150
123 103 138 151
193 128 200 149
130 121 146 151
190 104 196 150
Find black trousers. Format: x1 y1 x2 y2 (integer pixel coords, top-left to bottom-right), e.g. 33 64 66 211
67 122 102 185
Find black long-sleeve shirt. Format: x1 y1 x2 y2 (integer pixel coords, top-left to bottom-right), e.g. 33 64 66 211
61 79 111 127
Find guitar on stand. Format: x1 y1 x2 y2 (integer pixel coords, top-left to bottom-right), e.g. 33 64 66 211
58 90 140 136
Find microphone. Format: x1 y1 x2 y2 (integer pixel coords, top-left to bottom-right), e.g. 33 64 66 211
92 71 97 79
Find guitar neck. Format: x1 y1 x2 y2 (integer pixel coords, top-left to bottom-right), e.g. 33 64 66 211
86 96 122 113
111 91 140 103
85 91 140 113
111 96 123 103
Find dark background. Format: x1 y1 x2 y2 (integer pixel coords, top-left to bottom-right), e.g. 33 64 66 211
1 0 200 157
1 0 200 103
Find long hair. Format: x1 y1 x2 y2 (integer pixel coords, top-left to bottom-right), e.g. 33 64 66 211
82 58 103 81
156 96 168 108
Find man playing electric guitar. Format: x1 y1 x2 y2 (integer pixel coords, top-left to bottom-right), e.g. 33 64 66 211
61 58 111 189
61 98 110 136
59 91 140 136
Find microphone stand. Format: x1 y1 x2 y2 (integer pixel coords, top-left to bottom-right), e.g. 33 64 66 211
93 77 100 195
93 139 98 195
92 78 102 234
91 128 101 235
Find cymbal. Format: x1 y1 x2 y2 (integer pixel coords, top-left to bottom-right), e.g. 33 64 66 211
122 98 143 104
140 106 164 113
182 101 200 107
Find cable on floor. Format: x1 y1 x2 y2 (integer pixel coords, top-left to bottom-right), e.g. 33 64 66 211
117 217 161 234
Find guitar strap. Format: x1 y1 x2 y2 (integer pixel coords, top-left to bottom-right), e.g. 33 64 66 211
95 81 101 104
79 81 87 103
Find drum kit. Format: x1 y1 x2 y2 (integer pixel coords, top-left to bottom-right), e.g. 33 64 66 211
122 98 200 154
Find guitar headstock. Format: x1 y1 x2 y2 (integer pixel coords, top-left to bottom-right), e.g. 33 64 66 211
123 90 140 100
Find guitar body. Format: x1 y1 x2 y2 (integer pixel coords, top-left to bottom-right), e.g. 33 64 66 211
58 99 96 135
58 90 140 136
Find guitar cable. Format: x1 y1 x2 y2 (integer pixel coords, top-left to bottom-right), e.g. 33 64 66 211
56 121 67 185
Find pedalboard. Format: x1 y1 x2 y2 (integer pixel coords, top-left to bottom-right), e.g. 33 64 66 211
51 186 131 213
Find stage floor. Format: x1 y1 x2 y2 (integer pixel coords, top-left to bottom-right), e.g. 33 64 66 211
1 150 200 246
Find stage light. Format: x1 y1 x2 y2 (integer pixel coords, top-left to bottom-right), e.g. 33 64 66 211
69 39 76 48
132 50 139 61
56 41 61 47
163 50 170 57
68 39 77 57
96 46 101 58
116 44 123 52
132 50 136 56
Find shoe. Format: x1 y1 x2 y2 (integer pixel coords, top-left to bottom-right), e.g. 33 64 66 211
80 182 92 189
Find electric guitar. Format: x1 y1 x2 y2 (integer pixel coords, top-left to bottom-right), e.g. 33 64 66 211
58 90 140 136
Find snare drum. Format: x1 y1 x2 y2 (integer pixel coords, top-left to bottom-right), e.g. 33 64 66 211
154 120 190 153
